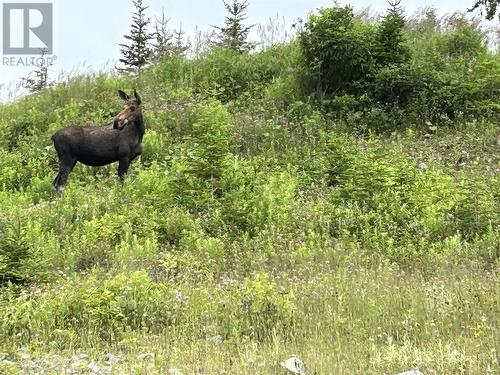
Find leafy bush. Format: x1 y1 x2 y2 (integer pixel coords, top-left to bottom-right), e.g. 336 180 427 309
452 174 499 240
323 132 497 263
437 23 486 59
299 5 377 97
164 44 299 102
0 218 34 284
373 64 429 109
0 271 180 342
217 273 296 341
169 101 234 210
375 5 410 66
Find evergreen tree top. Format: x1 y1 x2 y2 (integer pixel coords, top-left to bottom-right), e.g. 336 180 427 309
116 0 153 75
212 0 254 53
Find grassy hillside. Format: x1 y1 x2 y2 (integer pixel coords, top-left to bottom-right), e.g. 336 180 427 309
0 5 499 374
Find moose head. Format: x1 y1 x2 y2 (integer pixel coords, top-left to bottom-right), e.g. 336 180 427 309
114 89 142 130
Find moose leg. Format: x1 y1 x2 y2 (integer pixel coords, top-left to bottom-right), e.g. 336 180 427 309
52 173 61 189
54 157 76 197
117 157 130 183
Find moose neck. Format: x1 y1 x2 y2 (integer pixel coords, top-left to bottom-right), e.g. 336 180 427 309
134 113 145 141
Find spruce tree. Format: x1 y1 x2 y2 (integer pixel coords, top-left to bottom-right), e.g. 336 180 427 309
117 0 153 75
151 8 173 60
213 0 254 53
376 0 410 66
22 48 52 93
172 25 189 57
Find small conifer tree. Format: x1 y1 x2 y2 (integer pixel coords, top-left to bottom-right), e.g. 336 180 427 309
117 0 153 75
213 0 254 53
22 48 52 93
376 0 410 66
171 25 190 57
151 8 173 60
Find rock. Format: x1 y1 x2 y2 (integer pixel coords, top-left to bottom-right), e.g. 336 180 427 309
18 351 31 361
137 352 154 361
418 162 428 171
209 335 224 344
456 153 469 168
71 353 89 363
88 361 103 373
395 371 424 375
280 356 306 374
0 359 16 367
175 291 183 302
102 353 122 364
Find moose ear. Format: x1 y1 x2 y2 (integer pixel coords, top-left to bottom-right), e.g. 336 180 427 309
134 90 142 105
118 90 130 101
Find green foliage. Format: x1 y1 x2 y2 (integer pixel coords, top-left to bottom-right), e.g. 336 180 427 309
186 43 298 102
213 0 254 53
218 273 296 341
143 43 299 103
21 48 53 94
0 218 33 284
452 173 499 240
372 63 438 123
299 4 498 130
468 0 499 20
182 102 233 180
0 271 179 342
0 4 498 370
167 101 234 211
299 5 377 96
117 0 153 75
325 132 498 263
437 24 486 59
375 3 410 66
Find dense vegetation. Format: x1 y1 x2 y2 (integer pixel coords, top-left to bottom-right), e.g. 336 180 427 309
0 3 498 374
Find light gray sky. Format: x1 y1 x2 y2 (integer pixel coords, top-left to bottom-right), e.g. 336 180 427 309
0 0 485 100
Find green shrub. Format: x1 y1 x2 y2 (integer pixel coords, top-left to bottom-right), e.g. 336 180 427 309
299 5 377 97
375 6 410 66
217 273 296 341
0 271 180 343
169 101 234 210
0 218 33 284
323 133 492 263
452 174 499 240
373 64 429 109
327 135 417 208
370 60 493 126
183 102 234 179
163 44 300 102
437 23 486 59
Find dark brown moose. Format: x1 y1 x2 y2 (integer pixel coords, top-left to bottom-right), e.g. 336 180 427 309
51 90 145 196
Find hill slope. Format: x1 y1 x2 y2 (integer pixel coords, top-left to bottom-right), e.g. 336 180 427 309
0 7 499 374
